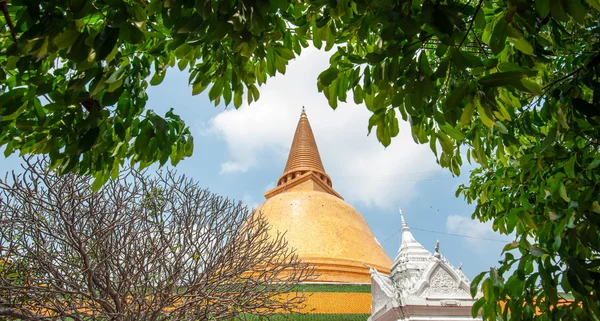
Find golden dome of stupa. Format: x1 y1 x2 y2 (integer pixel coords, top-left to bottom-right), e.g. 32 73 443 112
258 109 392 283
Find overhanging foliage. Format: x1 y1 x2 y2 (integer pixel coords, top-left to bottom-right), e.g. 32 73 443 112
1 0 600 319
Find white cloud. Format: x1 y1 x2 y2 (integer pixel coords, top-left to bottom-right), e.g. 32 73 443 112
207 48 445 209
446 215 513 251
220 161 251 174
263 181 276 192
241 193 260 210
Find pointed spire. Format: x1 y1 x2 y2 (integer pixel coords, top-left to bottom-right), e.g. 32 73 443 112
265 107 342 200
399 209 409 231
277 108 331 187
398 208 417 249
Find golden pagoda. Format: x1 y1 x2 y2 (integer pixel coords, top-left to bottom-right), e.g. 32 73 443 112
257 109 392 317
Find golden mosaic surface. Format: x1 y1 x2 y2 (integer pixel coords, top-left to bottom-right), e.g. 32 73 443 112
257 191 392 283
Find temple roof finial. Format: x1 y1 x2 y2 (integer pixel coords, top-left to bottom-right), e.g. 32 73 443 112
400 209 409 231
434 240 441 258
264 107 343 200
282 110 325 176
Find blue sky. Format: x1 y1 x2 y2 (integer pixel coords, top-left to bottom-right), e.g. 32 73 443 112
0 48 512 280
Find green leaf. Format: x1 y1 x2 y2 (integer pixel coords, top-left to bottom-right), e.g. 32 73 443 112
54 29 80 49
388 110 399 137
233 90 243 108
192 82 207 96
490 18 508 55
78 127 100 153
520 211 537 229
150 70 166 86
559 182 570 202
94 27 120 60
530 246 544 257
572 98 600 117
478 71 525 88
312 24 322 49
376 118 391 147
440 124 465 140
91 173 107 192
509 36 534 55
586 157 600 170
541 126 557 152
565 155 576 178
471 272 486 297
208 79 224 101
223 82 232 106
114 121 125 140
475 99 495 127
353 85 363 104
419 52 432 75
120 23 145 44
535 0 550 18
550 0 569 21
475 9 486 29
495 121 508 134
446 82 470 112
520 79 542 94
318 67 339 86
564 0 587 23
567 270 587 294
0 88 28 121
367 109 384 135
106 67 126 84
498 63 537 76
586 0 600 11
274 46 295 60
430 133 437 156
460 101 475 125
325 23 336 51
472 298 485 318
503 241 519 253
436 131 454 155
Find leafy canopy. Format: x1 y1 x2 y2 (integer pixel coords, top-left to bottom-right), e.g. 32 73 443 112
1 0 600 319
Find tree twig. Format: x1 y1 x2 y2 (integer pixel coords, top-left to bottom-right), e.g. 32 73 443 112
458 0 484 49
0 0 17 41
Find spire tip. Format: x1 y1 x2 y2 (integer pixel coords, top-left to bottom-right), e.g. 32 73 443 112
399 208 409 231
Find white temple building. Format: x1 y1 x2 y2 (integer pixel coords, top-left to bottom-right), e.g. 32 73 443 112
368 210 482 321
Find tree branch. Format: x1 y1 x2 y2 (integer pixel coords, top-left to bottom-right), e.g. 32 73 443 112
0 0 16 41
458 0 484 49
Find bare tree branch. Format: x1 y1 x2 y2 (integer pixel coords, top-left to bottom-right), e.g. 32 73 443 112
0 158 315 320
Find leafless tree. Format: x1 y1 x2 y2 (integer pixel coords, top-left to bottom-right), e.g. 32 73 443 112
0 158 314 320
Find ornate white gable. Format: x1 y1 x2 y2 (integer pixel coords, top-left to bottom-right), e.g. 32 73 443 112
414 262 471 298
368 209 481 321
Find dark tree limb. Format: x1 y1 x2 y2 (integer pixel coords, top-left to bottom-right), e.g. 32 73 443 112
458 0 484 49
0 0 17 41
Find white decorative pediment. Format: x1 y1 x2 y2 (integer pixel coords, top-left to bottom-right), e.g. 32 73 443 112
414 262 470 299
370 269 396 314
369 209 481 321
